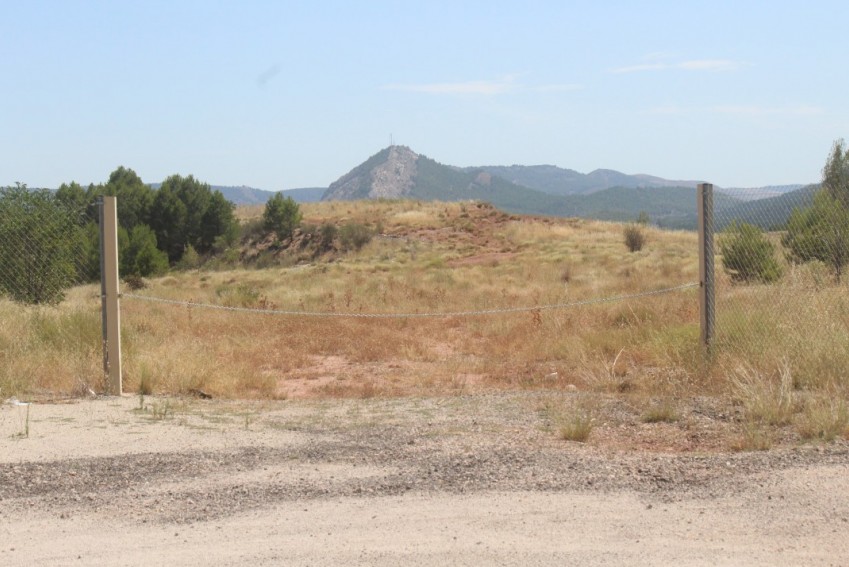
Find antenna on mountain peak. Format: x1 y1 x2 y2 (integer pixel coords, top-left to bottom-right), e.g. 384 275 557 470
390 133 394 147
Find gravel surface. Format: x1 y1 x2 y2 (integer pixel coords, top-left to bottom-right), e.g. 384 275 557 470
1 393 848 565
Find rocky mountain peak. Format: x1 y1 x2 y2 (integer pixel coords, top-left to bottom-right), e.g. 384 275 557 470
322 145 419 201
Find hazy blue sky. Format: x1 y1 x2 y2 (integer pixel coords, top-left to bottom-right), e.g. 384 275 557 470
3 1 847 190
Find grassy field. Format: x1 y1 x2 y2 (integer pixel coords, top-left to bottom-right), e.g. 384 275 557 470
2 199 848 449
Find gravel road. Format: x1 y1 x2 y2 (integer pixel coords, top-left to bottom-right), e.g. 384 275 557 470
1 393 847 566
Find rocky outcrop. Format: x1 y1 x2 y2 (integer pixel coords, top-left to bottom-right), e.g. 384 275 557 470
323 146 418 201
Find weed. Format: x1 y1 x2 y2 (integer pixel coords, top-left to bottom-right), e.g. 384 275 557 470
641 399 678 423
730 420 773 451
150 399 173 420
557 409 594 442
11 402 31 438
731 364 796 426
796 396 849 442
137 364 154 396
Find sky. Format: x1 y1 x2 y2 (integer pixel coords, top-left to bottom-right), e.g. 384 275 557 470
2 0 848 191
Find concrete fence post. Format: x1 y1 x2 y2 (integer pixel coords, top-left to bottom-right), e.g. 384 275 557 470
100 195 123 395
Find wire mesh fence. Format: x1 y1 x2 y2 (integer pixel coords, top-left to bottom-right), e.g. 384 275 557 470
116 204 704 401
0 184 103 398
711 183 849 391
12 179 847 404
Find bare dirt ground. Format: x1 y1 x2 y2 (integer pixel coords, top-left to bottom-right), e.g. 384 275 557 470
1 393 848 566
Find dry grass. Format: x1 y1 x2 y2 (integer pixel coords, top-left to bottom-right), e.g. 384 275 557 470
5 198 849 450
730 363 796 426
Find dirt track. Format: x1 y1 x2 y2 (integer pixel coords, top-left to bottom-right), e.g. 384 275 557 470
1 394 848 566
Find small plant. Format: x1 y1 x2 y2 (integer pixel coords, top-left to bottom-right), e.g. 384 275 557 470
731 364 796 426
549 399 596 443
731 421 773 451
12 402 31 438
558 409 594 442
641 400 678 423
796 396 849 442
123 273 147 291
216 283 262 308
150 399 172 420
137 365 154 396
623 224 646 252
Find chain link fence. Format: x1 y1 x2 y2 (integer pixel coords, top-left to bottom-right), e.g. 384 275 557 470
711 183 849 392
8 180 847 404
0 184 103 398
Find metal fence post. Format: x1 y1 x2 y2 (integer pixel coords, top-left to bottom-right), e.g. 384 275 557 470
698 183 715 350
100 195 123 394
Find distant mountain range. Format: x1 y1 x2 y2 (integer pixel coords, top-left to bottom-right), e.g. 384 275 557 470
211 185 325 205
466 164 706 195
204 145 814 230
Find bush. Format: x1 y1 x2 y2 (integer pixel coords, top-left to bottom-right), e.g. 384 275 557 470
177 244 201 270
721 221 783 283
318 223 338 253
339 222 372 252
623 224 646 252
262 193 301 240
121 224 170 277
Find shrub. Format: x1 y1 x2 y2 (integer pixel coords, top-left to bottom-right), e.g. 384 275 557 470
623 224 645 252
339 222 373 252
123 274 147 291
318 223 338 253
123 224 169 277
720 221 783 283
263 193 302 240
177 244 201 270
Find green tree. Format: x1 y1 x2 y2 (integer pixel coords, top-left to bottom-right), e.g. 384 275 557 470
822 139 849 208
55 182 91 224
782 191 849 281
149 181 188 263
149 174 234 263
263 193 302 240
720 222 783 283
83 167 155 230
200 190 237 253
782 140 849 282
105 167 155 229
0 184 84 304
